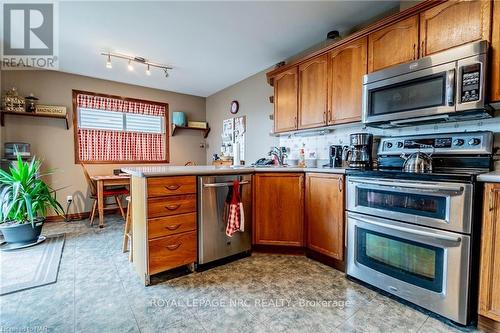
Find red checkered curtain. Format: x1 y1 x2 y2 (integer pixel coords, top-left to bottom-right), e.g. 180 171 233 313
77 94 166 116
76 93 167 162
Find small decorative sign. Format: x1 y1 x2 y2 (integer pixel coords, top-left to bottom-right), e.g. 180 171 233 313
35 105 67 116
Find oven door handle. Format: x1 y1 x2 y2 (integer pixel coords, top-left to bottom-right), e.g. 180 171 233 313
349 214 462 243
350 179 464 195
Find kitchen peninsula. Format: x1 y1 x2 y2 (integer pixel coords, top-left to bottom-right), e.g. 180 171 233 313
123 165 346 285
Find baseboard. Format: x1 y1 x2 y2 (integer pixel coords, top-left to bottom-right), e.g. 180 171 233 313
305 249 345 272
45 208 120 223
478 315 500 333
252 244 306 255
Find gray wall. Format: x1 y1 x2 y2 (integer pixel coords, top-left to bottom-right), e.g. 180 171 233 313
205 70 278 164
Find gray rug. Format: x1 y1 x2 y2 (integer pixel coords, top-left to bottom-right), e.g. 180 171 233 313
0 234 65 295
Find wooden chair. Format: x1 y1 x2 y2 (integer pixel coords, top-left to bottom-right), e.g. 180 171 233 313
122 196 132 262
80 164 129 226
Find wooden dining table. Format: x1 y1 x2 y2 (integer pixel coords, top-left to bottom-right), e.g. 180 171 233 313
90 174 131 227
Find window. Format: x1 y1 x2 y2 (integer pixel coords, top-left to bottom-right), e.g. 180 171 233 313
73 90 169 163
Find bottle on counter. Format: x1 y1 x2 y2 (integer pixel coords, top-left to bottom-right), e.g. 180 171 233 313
298 144 306 168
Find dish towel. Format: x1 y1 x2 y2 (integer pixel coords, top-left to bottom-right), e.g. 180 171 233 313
226 180 244 237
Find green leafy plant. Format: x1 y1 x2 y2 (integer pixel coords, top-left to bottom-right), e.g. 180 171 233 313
0 154 64 226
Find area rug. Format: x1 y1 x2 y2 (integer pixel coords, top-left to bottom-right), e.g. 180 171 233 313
0 234 65 295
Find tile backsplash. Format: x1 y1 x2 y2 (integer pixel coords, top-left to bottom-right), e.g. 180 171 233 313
279 116 500 162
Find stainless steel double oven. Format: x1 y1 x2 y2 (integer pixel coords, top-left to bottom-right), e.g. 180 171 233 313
346 176 474 324
345 131 494 325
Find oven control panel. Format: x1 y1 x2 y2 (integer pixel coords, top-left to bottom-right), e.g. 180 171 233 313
460 63 481 103
379 131 493 155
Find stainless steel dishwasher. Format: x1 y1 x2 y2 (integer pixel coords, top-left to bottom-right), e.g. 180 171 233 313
198 174 252 265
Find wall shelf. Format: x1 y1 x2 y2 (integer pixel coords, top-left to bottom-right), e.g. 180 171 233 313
0 110 69 129
171 124 210 138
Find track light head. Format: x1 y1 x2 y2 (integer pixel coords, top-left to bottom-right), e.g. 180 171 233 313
164 68 169 78
106 54 112 69
127 60 134 71
146 64 151 76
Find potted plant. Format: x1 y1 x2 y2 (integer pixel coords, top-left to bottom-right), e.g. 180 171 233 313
0 154 64 244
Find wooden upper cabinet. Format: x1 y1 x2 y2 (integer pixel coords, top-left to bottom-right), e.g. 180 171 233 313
479 183 500 325
306 173 344 260
368 15 419 73
490 0 500 102
419 0 492 57
328 37 367 125
298 55 328 129
273 67 298 133
254 173 304 247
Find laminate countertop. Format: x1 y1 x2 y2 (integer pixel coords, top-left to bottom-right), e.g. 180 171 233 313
122 165 347 177
477 171 500 183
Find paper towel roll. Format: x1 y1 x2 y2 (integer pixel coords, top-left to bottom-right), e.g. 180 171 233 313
233 142 240 166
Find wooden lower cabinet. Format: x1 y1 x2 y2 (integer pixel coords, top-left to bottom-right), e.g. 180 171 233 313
478 183 500 332
305 173 344 261
148 231 196 275
253 173 304 247
131 176 197 285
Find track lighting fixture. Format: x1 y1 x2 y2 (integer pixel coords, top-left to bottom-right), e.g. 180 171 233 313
101 52 172 78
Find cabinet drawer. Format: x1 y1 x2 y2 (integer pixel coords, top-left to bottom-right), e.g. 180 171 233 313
147 195 196 218
147 176 196 198
148 231 196 275
148 213 196 239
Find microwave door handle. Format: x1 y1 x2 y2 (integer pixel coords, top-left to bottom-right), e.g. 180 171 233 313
446 69 455 106
349 214 462 243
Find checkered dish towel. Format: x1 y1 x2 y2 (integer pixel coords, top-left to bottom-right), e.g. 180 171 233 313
226 180 245 237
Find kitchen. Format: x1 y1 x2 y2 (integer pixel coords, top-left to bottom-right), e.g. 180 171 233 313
1 0 500 332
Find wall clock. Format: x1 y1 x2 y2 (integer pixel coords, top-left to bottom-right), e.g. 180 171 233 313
230 100 239 114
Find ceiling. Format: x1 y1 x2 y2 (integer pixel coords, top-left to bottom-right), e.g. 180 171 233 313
58 1 400 97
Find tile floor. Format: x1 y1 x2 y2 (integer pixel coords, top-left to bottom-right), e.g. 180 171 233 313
0 215 482 333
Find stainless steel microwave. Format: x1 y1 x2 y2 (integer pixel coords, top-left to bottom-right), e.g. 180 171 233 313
362 40 493 128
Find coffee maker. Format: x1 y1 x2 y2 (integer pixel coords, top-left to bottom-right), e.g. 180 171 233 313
342 133 373 169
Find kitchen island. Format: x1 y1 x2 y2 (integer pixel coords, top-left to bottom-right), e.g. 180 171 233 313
122 165 346 285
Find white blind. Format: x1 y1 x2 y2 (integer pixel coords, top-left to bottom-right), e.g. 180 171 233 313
78 108 163 134
125 113 163 133
79 108 123 131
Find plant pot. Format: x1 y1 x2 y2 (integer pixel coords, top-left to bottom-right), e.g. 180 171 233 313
0 218 44 244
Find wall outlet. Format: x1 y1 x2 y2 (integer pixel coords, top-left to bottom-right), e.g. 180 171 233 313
66 195 73 203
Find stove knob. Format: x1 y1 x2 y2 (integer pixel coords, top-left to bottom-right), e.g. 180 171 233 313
397 142 404 148
453 139 465 146
468 138 481 146
386 142 393 148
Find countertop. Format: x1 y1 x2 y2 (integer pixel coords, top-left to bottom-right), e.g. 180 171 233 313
477 171 500 183
121 165 346 177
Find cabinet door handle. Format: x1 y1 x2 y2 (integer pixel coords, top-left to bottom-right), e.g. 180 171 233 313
323 111 326 123
166 243 181 251
421 41 425 57
294 116 298 128
328 110 332 123
338 178 343 192
165 224 181 231
165 185 180 191
413 43 416 60
165 204 181 211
